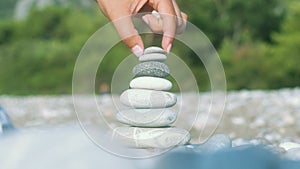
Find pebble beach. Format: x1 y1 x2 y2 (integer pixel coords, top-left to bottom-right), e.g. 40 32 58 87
1 88 300 160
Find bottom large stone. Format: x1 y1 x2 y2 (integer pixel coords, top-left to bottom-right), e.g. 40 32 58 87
116 109 177 127
112 127 190 148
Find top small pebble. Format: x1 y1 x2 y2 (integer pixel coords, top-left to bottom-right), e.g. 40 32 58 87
143 46 166 55
139 53 167 62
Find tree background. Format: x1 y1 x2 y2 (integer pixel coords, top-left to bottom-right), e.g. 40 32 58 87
0 0 299 95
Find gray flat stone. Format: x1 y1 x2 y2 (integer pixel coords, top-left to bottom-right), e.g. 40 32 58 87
132 61 170 78
116 109 177 127
139 53 167 62
130 76 172 91
120 89 177 108
144 46 165 55
112 127 191 148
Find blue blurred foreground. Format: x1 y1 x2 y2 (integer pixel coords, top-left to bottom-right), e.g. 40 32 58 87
0 109 299 169
159 146 300 169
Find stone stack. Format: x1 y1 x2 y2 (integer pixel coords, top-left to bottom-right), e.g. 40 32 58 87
114 46 190 149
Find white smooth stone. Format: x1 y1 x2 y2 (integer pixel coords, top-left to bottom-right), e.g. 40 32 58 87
120 89 177 108
143 46 165 54
279 142 300 151
130 77 172 91
139 53 167 62
112 127 190 148
116 109 177 127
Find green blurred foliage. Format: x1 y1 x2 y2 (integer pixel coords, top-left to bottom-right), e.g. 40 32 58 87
219 39 269 90
265 1 300 88
0 0 17 19
179 0 285 48
218 0 300 90
0 6 106 94
0 0 299 94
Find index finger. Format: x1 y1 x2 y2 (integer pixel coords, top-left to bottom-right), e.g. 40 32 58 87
112 14 144 57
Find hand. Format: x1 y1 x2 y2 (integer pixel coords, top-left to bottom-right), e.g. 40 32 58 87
96 0 188 57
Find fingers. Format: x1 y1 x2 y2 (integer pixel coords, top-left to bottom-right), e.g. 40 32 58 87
96 0 145 57
139 4 154 13
112 15 144 57
176 12 187 34
154 0 177 52
130 0 148 14
171 0 183 26
142 14 163 33
144 14 187 35
147 0 188 52
96 0 188 56
142 10 187 34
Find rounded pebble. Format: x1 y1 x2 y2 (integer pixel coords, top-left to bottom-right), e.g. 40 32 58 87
194 134 232 153
279 142 300 151
144 46 165 55
132 61 170 78
116 109 177 127
130 77 172 91
139 53 167 62
112 127 191 148
120 89 177 108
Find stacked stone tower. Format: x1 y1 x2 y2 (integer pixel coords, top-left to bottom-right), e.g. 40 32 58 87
114 46 190 149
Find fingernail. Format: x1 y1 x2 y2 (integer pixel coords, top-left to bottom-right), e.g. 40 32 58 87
131 45 143 57
142 16 149 25
152 10 161 19
167 44 172 53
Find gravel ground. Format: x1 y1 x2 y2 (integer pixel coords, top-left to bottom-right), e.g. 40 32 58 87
1 88 300 156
